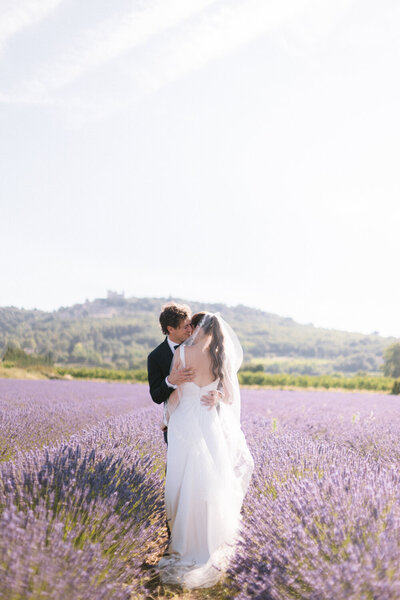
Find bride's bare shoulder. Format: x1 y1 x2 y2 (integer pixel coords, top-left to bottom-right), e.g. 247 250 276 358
185 343 208 353
184 344 209 360
184 345 197 357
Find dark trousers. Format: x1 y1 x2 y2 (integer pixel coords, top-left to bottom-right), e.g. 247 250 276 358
163 428 170 540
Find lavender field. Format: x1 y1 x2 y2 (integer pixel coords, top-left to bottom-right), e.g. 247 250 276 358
1 380 400 599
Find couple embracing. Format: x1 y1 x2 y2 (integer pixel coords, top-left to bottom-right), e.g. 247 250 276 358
147 302 254 589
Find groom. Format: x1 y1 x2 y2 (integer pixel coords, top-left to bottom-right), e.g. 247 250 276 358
147 302 217 443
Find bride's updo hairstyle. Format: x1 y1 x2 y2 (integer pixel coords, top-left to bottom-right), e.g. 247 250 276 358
191 312 225 384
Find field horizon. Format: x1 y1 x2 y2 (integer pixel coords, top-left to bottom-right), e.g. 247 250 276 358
1 364 398 396
1 292 398 376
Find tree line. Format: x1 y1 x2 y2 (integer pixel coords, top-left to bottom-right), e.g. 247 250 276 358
0 295 397 374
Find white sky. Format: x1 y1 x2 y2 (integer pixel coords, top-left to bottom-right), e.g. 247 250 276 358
0 0 399 337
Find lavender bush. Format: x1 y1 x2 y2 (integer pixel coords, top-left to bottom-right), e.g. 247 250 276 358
1 379 400 599
0 380 166 599
230 390 400 599
0 380 149 460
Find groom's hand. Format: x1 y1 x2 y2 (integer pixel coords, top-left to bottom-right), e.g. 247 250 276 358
201 390 221 410
168 367 195 386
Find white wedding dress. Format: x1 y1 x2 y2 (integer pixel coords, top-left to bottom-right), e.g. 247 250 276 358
158 343 253 589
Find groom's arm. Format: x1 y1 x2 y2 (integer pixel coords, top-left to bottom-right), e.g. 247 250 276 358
147 354 174 405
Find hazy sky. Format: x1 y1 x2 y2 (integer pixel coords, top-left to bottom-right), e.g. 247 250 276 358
1 0 399 337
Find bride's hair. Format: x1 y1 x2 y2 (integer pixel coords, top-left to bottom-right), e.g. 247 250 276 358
190 312 206 329
191 312 225 384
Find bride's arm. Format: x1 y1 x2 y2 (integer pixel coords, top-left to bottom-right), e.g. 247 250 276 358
165 388 180 423
219 378 235 404
169 350 182 379
164 352 182 423
167 350 194 386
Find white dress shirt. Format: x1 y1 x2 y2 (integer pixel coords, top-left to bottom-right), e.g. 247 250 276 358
165 337 179 389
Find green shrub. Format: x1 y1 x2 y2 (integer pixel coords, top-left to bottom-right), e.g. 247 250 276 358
1 346 53 367
392 380 400 395
237 371 394 392
54 366 148 382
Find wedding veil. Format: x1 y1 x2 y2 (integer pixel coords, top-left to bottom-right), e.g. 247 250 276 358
183 312 243 419
183 312 253 496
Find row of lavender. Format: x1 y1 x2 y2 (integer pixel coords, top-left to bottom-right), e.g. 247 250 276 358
234 390 400 599
0 380 166 599
1 380 400 598
0 380 150 461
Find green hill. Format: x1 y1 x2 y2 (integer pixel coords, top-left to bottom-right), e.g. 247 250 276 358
0 292 396 375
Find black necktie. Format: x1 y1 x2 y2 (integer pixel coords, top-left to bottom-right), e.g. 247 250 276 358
174 344 179 350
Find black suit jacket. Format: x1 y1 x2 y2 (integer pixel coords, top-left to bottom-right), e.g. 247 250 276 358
148 338 176 444
147 338 175 405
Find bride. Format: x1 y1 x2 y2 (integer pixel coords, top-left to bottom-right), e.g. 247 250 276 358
157 312 254 589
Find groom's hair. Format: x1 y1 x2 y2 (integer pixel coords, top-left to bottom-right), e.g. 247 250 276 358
159 302 191 335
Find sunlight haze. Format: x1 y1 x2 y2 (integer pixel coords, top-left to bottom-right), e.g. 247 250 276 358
0 0 399 337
